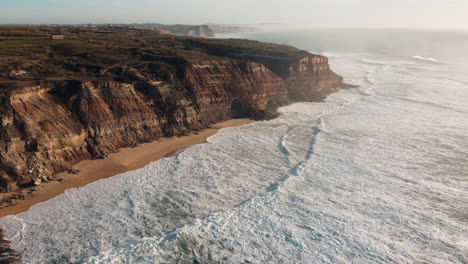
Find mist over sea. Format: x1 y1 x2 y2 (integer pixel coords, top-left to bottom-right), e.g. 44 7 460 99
1 29 467 263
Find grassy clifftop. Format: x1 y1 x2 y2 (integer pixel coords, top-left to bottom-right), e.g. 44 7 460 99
0 26 310 84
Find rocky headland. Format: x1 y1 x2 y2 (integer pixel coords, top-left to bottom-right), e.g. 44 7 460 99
0 26 343 205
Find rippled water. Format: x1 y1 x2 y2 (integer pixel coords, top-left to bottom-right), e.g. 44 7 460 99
1 30 467 263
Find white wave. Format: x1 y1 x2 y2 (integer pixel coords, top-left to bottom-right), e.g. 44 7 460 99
412 55 440 63
360 58 386 66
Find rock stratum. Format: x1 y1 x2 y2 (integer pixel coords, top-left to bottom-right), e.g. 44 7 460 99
0 27 342 195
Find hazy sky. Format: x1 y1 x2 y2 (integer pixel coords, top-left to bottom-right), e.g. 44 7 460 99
1 0 467 29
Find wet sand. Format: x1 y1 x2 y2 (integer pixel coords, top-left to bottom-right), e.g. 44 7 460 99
0 119 254 217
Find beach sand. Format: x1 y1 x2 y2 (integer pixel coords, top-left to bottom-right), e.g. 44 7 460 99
0 119 254 217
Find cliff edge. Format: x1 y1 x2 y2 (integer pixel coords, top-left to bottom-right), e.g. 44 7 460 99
0 27 342 195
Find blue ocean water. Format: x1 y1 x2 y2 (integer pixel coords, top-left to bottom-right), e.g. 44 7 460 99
1 29 467 263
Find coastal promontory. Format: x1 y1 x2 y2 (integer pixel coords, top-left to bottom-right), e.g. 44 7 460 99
0 26 342 201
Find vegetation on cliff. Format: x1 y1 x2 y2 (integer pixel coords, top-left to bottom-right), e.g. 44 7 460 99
0 26 304 82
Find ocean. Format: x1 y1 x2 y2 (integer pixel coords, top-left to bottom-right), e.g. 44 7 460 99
1 29 467 263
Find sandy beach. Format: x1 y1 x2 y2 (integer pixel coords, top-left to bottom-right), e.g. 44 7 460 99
0 119 254 217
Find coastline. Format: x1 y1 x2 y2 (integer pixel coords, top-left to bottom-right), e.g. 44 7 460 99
0 118 254 218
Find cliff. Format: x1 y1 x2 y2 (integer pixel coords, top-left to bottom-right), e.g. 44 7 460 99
0 27 342 194
137 24 259 37
0 230 20 263
155 24 216 37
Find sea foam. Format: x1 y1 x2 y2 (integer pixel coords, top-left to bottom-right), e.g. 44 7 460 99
1 50 468 264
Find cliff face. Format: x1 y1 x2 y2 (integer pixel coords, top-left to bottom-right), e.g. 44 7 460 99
0 28 342 193
0 56 341 192
156 25 216 37
285 56 343 101
154 25 258 37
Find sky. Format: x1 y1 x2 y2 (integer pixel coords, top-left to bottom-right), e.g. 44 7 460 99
1 0 467 29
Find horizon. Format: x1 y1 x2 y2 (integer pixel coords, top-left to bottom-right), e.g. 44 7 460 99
1 23 468 33
1 0 467 30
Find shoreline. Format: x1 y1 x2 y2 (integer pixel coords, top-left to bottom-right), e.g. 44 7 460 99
0 119 254 218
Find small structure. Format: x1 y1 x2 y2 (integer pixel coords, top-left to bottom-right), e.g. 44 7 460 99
51 35 64 40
